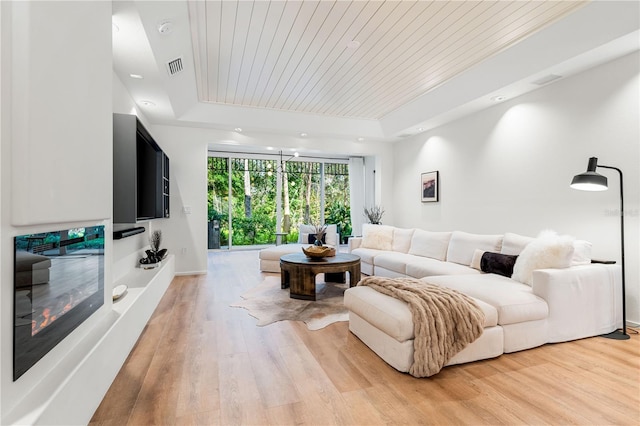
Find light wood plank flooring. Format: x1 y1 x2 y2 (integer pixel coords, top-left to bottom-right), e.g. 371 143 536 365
91 250 640 425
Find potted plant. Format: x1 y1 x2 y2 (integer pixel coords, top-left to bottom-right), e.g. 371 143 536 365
140 230 167 266
311 223 328 246
208 207 224 249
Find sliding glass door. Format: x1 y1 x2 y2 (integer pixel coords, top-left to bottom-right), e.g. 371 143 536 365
230 158 277 247
281 160 321 243
324 162 351 243
208 153 351 249
208 157 229 249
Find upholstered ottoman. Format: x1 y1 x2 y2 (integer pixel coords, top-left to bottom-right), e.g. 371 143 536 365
15 251 51 288
344 285 504 373
259 244 307 273
260 224 340 272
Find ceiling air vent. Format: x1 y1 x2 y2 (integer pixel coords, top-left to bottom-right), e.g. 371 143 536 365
532 74 562 86
166 56 184 76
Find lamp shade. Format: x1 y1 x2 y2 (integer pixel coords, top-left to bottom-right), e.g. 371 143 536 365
570 157 608 191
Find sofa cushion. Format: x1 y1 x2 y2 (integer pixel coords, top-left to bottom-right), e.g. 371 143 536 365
351 247 386 265
405 256 480 278
501 233 534 255
512 231 574 285
345 286 414 342
408 230 452 261
446 231 503 266
374 252 414 275
361 224 394 250
344 286 498 343
423 274 548 325
259 244 306 261
470 249 485 270
392 228 415 253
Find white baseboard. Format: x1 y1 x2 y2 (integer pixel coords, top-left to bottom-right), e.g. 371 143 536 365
175 270 207 276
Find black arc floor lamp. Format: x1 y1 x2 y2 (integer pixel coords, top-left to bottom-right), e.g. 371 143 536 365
570 157 629 340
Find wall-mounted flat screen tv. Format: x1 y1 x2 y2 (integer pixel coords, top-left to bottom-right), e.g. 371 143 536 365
13 226 104 380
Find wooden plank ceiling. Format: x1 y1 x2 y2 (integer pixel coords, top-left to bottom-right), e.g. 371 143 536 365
188 0 585 120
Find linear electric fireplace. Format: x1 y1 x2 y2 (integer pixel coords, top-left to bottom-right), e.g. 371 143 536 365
13 226 105 380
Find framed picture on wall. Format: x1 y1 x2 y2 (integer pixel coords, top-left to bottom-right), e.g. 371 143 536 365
421 171 439 202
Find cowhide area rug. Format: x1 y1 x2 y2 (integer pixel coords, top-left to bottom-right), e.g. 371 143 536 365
231 276 349 330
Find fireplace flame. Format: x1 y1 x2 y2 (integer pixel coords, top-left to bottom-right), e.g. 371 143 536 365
31 288 91 336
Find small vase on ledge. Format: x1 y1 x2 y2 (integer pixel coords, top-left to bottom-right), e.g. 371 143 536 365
139 230 167 267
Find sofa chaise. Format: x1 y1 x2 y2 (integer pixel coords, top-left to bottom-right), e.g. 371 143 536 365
344 224 621 375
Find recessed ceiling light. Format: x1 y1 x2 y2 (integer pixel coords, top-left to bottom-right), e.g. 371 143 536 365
129 74 144 79
266 146 274 151
491 95 507 102
234 127 243 132
346 40 361 49
294 152 299 157
157 20 174 35
300 132 307 137
139 100 155 107
357 137 364 142
417 127 424 132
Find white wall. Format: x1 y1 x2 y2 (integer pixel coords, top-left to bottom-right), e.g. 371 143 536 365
0 2 114 423
150 125 209 274
113 72 210 275
9 2 112 226
391 52 640 325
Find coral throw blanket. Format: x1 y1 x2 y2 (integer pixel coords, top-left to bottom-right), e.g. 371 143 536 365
357 276 485 377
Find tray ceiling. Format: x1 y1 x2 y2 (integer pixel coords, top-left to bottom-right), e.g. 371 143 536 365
187 0 585 120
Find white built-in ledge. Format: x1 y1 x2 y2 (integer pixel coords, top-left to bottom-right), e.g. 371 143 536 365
112 257 173 315
23 255 176 425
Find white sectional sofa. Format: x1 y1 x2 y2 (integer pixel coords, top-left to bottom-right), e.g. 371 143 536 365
344 224 622 374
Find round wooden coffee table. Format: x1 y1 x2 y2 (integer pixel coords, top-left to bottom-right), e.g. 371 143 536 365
280 253 361 300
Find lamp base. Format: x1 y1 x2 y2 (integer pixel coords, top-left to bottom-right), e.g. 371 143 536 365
601 329 630 340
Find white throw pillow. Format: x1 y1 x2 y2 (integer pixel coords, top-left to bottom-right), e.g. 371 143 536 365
511 230 575 285
297 224 338 247
324 224 338 247
392 228 415 253
470 249 486 270
361 224 393 250
446 231 503 265
571 240 592 265
298 225 315 243
408 229 452 261
501 232 534 255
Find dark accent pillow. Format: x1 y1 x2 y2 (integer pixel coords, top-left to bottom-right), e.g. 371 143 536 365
480 252 518 278
307 233 326 245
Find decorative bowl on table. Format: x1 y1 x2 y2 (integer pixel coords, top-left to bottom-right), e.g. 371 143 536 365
302 245 336 259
